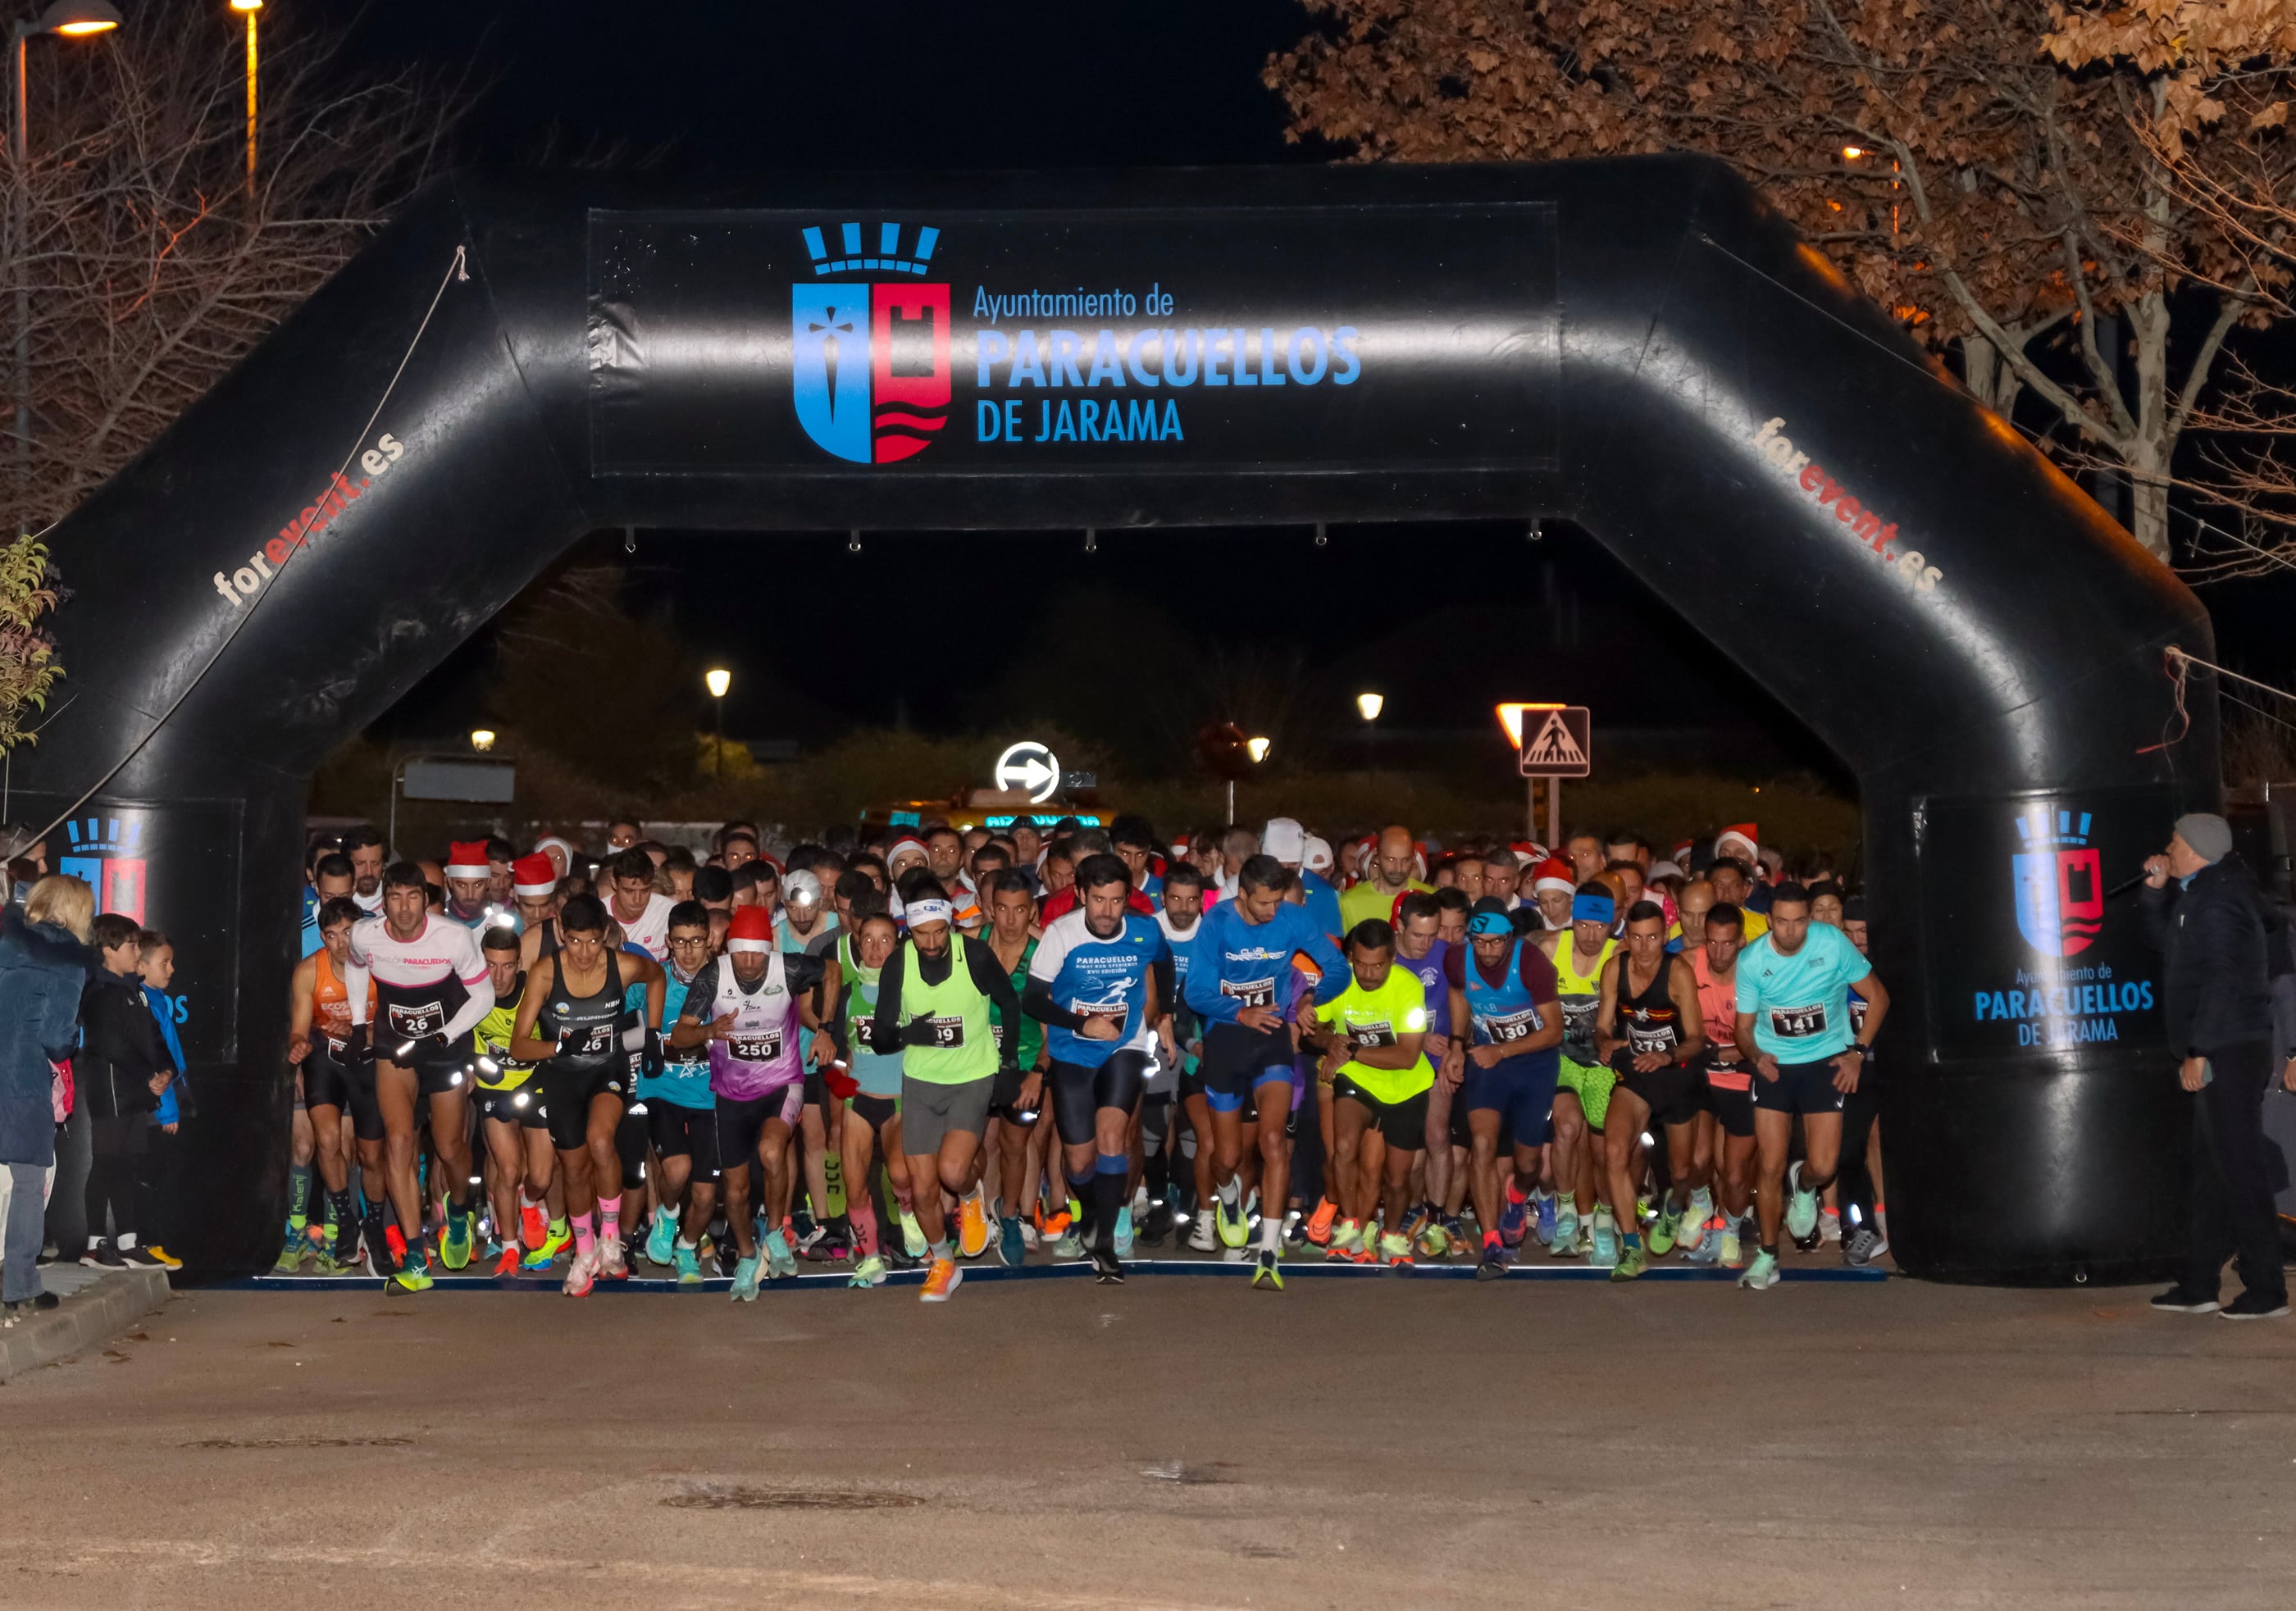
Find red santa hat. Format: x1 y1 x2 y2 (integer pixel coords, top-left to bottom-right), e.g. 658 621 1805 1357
726 907 775 953
511 852 558 899
1532 857 1576 897
445 841 491 881
1715 823 1760 862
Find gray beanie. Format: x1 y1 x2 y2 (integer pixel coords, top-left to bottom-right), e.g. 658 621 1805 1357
2174 812 2233 864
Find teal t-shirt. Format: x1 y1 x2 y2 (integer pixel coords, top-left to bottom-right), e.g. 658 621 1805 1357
1734 923 1872 1062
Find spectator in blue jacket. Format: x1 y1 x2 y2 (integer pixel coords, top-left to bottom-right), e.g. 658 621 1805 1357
138 931 188 1271
1 876 92 1317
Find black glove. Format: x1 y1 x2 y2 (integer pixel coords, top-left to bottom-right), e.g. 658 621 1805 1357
348 1024 377 1068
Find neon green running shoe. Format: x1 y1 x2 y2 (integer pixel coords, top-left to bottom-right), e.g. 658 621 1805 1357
1647 1208 1679 1258
1250 1249 1284 1290
672 1245 702 1284
1784 1163 1819 1241
848 1254 888 1289
1216 1196 1248 1249
899 1209 927 1258
439 1206 472 1272
1739 1249 1780 1290
1611 1244 1647 1281
392 1257 434 1293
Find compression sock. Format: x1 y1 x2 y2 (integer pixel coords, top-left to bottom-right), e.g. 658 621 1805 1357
1505 1176 1528 1208
328 1189 357 1248
572 1211 595 1263
599 1199 621 1246
1093 1155 1128 1254
288 1163 312 1232
822 1153 847 1218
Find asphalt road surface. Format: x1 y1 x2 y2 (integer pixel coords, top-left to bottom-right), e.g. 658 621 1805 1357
2 1273 2292 1609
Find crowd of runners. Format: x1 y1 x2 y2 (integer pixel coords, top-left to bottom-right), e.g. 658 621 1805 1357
275 814 1888 1299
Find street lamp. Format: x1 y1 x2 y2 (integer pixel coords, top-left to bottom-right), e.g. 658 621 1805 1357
705 667 731 776
1246 735 1271 764
11 0 121 536
232 1 260 201
1355 690 1383 775
469 729 496 753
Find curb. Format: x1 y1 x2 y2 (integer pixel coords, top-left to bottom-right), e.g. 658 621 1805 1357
0 1267 172 1383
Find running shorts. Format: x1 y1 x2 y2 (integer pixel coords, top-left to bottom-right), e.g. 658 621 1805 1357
474 1084 546 1131
1332 1072 1432 1151
1141 1044 1179 1099
1199 1022 1295 1112
1615 1059 1703 1129
1050 1049 1153 1147
537 1056 627 1152
646 1100 719 1178
1460 1051 1560 1149
304 1053 385 1143
1753 1055 1849 1117
900 1074 992 1156
1449 1094 1516 1154
713 1084 801 1174
802 1066 827 1109
377 1034 472 1099
1556 1057 1615 1132
850 1091 899 1137
1698 1052 1756 1138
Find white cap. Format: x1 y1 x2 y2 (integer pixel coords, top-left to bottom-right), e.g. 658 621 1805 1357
1647 859 1683 881
784 868 823 907
1262 817 1306 864
1301 835 1334 873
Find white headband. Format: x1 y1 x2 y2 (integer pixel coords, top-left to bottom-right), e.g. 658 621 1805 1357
904 899 954 929
726 936 772 954
445 861 490 881
514 878 556 899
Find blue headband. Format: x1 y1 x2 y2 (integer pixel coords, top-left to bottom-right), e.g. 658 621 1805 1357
1573 894 1616 925
1466 912 1513 937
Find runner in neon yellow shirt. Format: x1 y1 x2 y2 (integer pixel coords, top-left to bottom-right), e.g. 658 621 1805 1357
1306 918 1436 1269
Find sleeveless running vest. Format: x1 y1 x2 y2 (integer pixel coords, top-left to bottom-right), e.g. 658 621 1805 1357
899 936 998 1086
706 951 803 1099
1551 937 1615 1067
537 949 626 1067
1690 949 1738 1054
1615 955 1682 1057
470 972 536 1090
839 963 904 1099
312 950 358 1058
1462 937 1551 1051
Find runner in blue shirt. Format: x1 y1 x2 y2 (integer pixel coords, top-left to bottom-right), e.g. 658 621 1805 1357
1731 881 1890 1291
1182 853 1346 1290
1024 852 1169 1284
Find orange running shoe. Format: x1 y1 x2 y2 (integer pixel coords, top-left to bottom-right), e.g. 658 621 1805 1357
919 1257 963 1303
521 1203 546 1249
958 1189 991 1259
1035 1197 1073 1239
491 1245 523 1277
1306 1197 1339 1246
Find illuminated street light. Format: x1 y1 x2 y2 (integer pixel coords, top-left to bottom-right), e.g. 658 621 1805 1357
1246 735 1271 764
469 729 496 753
233 0 261 199
706 667 731 777
1355 692 1383 721
705 667 731 699
1843 145 1864 159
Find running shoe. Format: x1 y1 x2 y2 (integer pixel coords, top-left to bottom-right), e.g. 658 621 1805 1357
645 1208 677 1267
522 1222 571 1270
1550 1223 1587 1259
1306 1196 1339 1246
1784 1163 1819 1242
1475 1240 1510 1281
1187 1214 1216 1253
440 1205 473 1272
1534 1191 1558 1248
1679 1194 1712 1252
1141 1200 1173 1247
1114 1206 1135 1258
1635 1195 1656 1226
1589 1215 1618 1270
848 1253 888 1289
1552 1205 1579 1249
1091 1248 1125 1285
920 1257 963 1302
1498 1190 1529 1248
1283 1211 1310 1251
521 1202 547 1251
1843 1226 1887 1267
1327 1218 1363 1258
362 1224 398 1278
1648 1207 1679 1258
763 1226 797 1280
1215 1195 1248 1249
133 1244 182 1270
790 1209 824 1256
1250 1249 1284 1290
1738 1249 1780 1291
1379 1231 1414 1271
393 1255 435 1294
1415 1217 1451 1259
1719 1218 1746 1270
597 1233 627 1281
1819 1206 1843 1245
121 1245 174 1270
1020 1218 1041 1253
317 1235 360 1275
729 1254 762 1303
490 1245 523 1277
1681 1223 1720 1266
1611 1243 1647 1281
271 1236 305 1274
674 1245 704 1285
900 1208 927 1259
1035 1198 1073 1239
1052 1228 1085 1260
998 1213 1026 1268
957 1189 991 1258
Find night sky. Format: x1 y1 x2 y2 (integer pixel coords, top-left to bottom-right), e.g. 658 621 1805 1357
340 0 2294 766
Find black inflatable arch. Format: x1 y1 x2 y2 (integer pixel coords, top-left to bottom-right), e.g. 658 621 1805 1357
17 158 2214 1282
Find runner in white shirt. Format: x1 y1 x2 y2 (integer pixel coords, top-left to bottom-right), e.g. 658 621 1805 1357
603 847 676 963
343 861 496 1290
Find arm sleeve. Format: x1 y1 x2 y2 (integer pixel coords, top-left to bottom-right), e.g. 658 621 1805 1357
1150 940 1174 1020
870 946 906 1054
1183 908 1238 1024
342 925 371 1026
1024 974 1090 1032
1443 946 1466 992
434 926 495 1042
679 961 718 1022
968 937 1021 1065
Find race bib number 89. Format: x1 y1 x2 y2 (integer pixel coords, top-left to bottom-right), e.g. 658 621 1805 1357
1348 1021 1399 1050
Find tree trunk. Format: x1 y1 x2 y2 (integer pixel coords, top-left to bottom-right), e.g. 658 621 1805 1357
1959 332 2025 425
2125 289 2172 563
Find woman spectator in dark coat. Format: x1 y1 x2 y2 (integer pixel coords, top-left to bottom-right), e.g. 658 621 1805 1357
1 874 92 1317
